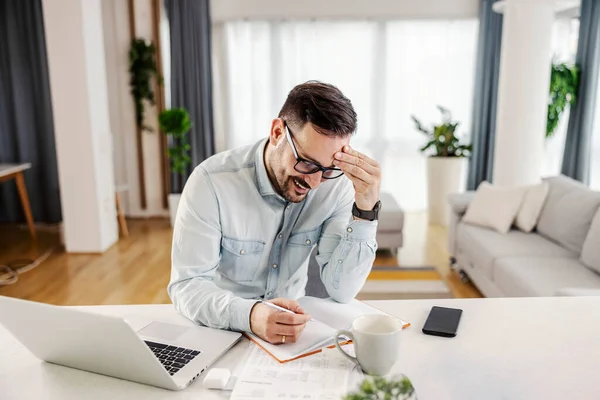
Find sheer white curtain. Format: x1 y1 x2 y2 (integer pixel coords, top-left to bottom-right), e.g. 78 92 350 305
543 17 580 177
216 19 478 211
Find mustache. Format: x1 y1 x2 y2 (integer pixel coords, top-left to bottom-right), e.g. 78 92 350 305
291 176 311 189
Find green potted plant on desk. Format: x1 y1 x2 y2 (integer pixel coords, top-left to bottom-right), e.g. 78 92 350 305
345 375 417 400
411 106 471 227
159 108 192 226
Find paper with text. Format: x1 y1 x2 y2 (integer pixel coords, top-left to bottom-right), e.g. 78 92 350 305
230 344 360 400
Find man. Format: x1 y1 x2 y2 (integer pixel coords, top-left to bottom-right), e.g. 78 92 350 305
168 81 381 345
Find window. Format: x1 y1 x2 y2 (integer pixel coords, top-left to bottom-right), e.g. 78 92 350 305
543 17 580 177
216 19 478 211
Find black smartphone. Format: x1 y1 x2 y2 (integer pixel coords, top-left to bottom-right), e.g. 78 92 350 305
422 306 463 338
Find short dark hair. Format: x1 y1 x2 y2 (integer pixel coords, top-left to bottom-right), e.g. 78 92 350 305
278 81 357 137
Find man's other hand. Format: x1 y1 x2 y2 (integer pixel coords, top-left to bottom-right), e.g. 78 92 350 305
249 298 312 344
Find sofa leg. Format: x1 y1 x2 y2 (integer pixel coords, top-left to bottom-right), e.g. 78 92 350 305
390 248 398 257
458 270 470 283
449 256 457 266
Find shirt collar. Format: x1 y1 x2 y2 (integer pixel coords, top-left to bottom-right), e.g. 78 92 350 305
255 138 286 202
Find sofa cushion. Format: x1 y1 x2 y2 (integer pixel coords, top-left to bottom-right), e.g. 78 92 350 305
463 182 526 234
537 175 600 254
378 192 404 232
580 209 600 274
515 182 549 233
493 257 600 297
456 223 577 279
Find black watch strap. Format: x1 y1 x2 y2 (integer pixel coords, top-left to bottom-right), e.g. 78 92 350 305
352 200 381 221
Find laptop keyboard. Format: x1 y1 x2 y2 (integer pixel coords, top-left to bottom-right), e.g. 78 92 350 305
144 341 201 376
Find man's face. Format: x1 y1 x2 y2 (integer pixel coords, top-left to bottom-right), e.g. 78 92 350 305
266 119 350 203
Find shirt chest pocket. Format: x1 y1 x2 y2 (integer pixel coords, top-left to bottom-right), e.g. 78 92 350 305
287 227 321 263
220 237 265 283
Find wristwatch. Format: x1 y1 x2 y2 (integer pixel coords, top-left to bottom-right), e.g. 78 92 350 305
352 200 381 221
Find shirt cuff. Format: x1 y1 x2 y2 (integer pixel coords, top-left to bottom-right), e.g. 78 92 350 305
228 297 259 332
345 217 378 241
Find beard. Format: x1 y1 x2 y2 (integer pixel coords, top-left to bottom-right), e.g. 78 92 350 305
278 174 311 203
266 143 312 203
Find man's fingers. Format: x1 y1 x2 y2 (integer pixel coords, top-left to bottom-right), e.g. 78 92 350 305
272 311 312 325
340 146 380 170
344 145 378 167
334 153 379 177
334 160 373 185
267 332 299 345
263 320 306 345
274 322 306 337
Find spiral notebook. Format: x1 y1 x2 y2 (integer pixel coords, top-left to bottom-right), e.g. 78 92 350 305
244 297 410 363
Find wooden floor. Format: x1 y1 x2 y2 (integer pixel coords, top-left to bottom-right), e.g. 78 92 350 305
0 213 481 306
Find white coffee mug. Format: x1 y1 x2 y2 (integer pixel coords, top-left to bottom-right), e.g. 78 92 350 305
335 314 402 376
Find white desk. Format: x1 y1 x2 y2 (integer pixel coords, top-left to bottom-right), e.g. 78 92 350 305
1 297 599 400
0 163 35 239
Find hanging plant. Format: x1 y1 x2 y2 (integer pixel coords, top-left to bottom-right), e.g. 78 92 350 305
129 38 161 131
546 62 580 139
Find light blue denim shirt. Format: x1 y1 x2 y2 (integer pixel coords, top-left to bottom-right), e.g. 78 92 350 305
168 139 378 332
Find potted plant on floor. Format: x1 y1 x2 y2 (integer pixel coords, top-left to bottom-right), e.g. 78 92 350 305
411 106 471 226
159 108 192 226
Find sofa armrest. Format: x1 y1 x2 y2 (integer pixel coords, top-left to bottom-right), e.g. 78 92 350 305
554 288 600 297
448 191 475 217
447 191 475 258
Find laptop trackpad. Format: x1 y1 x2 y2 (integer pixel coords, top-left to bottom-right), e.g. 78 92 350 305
138 321 190 341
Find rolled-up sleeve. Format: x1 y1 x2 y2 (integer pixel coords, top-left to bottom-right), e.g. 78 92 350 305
168 167 257 332
315 182 378 303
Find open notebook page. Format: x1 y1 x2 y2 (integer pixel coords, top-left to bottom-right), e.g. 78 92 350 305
297 296 410 330
245 318 337 362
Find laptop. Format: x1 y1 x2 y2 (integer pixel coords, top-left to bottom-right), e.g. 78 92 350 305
0 296 242 391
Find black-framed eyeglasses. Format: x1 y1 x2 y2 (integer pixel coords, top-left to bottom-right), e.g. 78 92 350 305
284 123 344 179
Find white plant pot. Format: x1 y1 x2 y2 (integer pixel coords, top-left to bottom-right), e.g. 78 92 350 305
168 193 182 227
427 157 466 226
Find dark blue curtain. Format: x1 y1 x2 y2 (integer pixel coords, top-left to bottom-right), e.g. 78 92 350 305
165 0 215 193
0 0 61 223
561 0 600 184
466 0 503 190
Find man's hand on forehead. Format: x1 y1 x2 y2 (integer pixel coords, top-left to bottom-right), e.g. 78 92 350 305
333 145 381 212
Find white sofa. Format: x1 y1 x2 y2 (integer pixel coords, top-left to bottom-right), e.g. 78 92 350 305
448 176 600 297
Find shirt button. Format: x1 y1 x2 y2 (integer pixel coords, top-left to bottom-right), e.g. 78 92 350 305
278 234 283 239
305 239 311 244
338 259 343 264
347 227 353 233
267 291 273 296
272 263 278 269
240 249 245 255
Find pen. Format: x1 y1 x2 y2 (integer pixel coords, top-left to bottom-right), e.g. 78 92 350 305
260 301 315 322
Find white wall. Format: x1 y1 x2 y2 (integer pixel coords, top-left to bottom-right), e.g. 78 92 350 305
210 0 479 20
42 0 118 252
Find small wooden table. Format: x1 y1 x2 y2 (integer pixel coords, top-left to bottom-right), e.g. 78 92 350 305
0 163 36 240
